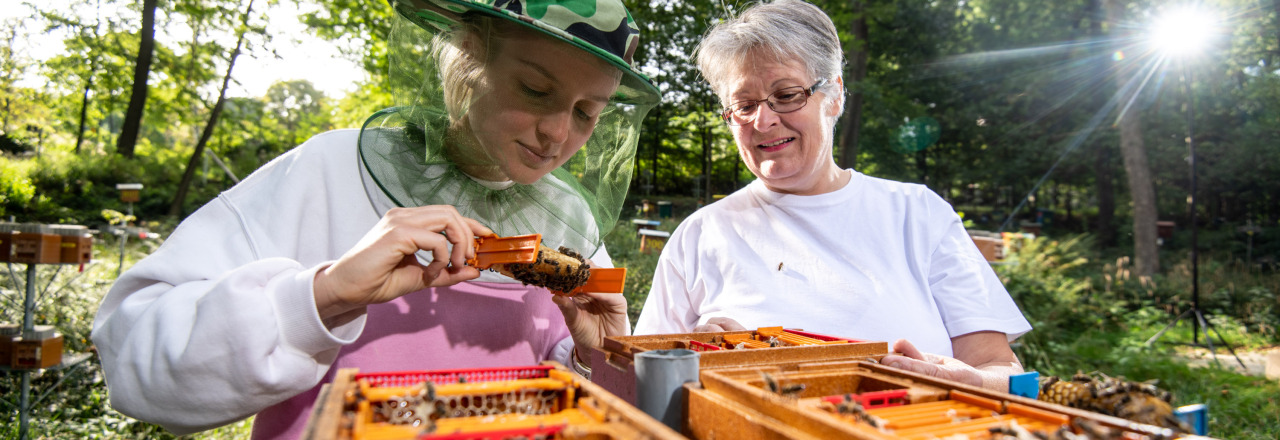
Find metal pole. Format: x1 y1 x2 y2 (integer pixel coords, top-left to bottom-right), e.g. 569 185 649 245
19 370 30 440
19 263 37 439
1185 63 1200 346
22 262 36 333
117 203 132 278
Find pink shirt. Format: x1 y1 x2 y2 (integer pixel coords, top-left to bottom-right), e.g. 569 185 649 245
251 281 570 439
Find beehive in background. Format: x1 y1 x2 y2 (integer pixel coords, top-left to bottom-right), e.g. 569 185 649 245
0 223 93 264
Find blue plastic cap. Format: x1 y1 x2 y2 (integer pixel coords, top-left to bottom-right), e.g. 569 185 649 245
1008 371 1039 399
1175 403 1208 436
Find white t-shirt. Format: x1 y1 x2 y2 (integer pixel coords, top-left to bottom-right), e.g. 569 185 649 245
633 171 1030 357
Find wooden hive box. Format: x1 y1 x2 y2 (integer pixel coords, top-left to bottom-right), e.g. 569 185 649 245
590 327 888 405
50 225 92 264
0 228 13 262
11 333 63 369
302 362 685 440
685 359 1205 440
11 224 62 264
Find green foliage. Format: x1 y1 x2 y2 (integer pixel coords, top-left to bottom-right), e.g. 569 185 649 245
0 155 36 217
993 233 1280 438
301 0 394 79
1004 232 1280 364
0 232 253 439
997 234 1108 371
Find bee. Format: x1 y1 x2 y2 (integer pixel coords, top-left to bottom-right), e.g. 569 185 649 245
380 381 445 430
1071 418 1123 439
759 371 805 398
834 394 880 429
986 425 1034 440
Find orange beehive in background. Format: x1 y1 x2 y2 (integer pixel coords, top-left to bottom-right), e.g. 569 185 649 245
9 224 62 264
0 223 93 265
51 225 92 264
8 326 63 370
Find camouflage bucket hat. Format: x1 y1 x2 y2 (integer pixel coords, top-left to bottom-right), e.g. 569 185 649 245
391 0 659 104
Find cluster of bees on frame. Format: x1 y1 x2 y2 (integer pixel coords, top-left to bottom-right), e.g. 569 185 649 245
1038 371 1192 433
984 419 1158 440
503 245 592 293
755 370 1192 440
379 381 447 433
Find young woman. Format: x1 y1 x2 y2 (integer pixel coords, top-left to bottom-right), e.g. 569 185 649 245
91 0 659 438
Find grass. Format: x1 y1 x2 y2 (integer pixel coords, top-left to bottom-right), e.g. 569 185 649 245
1023 327 1280 440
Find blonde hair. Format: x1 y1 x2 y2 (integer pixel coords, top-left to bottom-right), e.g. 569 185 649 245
435 15 503 122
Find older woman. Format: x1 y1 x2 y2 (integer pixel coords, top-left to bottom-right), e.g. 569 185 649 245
633 0 1031 392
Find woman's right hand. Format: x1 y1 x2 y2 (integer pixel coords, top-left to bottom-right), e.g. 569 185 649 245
694 316 748 333
313 206 494 319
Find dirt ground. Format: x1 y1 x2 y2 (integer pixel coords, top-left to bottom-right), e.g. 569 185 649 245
1175 345 1280 379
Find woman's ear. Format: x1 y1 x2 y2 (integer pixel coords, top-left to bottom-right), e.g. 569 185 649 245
826 76 845 117
458 29 485 60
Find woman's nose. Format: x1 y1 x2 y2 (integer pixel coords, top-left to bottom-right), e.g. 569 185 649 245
751 103 781 131
537 111 571 146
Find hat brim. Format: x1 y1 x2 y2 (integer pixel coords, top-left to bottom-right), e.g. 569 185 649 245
391 0 659 106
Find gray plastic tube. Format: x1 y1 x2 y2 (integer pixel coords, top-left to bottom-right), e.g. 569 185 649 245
634 348 700 430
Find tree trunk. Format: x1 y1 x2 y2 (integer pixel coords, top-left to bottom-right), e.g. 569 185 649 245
1088 0 1117 247
115 0 158 158
1117 107 1159 277
916 148 928 185
170 0 256 217
837 0 868 170
75 69 94 154
1094 142 1117 246
1274 0 1280 67
1109 0 1159 278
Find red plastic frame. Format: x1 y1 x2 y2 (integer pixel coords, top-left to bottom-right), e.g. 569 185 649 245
355 365 555 388
821 389 909 409
418 424 566 440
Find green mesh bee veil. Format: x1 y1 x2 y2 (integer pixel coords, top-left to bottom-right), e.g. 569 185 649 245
361 0 659 256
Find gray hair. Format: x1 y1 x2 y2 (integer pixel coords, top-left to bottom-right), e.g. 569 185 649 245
696 0 844 114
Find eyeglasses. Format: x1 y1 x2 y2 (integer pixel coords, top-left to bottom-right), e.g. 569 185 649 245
721 78 828 126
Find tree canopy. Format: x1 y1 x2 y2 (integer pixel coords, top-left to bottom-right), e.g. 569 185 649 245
2 0 1278 263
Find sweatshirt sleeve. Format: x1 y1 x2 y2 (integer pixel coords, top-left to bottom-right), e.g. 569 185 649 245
90 194 364 435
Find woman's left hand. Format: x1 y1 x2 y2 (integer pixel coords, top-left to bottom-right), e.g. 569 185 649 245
881 339 985 388
880 336 1022 392
551 259 628 358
